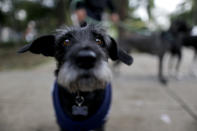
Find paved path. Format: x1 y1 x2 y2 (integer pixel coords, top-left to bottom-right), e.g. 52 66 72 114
0 49 197 131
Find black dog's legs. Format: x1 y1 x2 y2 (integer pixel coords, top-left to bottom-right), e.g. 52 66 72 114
194 50 197 62
190 50 197 76
168 55 174 76
175 51 182 77
158 55 167 85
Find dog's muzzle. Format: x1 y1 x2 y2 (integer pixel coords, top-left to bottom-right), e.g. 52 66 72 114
75 50 97 69
57 47 112 92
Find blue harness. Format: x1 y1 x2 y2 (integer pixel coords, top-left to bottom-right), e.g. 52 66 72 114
52 82 112 131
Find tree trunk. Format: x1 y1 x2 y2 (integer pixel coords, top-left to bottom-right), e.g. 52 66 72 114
114 0 129 39
55 0 67 26
115 0 128 20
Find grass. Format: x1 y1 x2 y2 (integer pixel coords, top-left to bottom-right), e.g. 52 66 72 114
0 44 51 71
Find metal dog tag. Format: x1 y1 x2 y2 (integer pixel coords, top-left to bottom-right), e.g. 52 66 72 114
72 105 88 116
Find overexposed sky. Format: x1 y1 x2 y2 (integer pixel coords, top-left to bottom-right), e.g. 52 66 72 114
132 0 189 30
154 0 184 13
154 0 189 29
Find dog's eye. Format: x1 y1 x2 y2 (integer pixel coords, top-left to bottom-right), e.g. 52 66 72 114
63 39 70 46
95 38 103 45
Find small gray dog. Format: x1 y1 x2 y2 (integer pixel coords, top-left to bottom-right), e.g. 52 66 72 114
18 24 133 131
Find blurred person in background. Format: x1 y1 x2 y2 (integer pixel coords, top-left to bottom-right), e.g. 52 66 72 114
24 21 37 42
70 0 119 26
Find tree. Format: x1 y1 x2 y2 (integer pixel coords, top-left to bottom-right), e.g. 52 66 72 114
0 0 72 43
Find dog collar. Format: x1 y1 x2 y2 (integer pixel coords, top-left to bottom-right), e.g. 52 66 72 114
52 81 112 131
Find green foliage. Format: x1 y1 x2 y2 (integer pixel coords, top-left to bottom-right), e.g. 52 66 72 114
0 0 58 32
0 0 73 44
14 1 55 22
124 18 147 31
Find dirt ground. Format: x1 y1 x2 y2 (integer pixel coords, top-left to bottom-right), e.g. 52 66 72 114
0 49 197 131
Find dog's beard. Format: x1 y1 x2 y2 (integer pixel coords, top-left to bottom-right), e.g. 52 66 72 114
57 61 112 92
69 77 106 92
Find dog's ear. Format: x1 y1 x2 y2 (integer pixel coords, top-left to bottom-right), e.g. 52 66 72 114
18 35 55 57
108 37 133 65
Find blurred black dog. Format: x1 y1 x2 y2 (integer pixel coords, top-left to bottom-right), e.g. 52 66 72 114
18 24 133 131
116 31 171 85
166 20 197 77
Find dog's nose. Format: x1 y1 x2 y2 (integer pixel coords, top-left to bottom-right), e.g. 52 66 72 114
76 50 97 69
